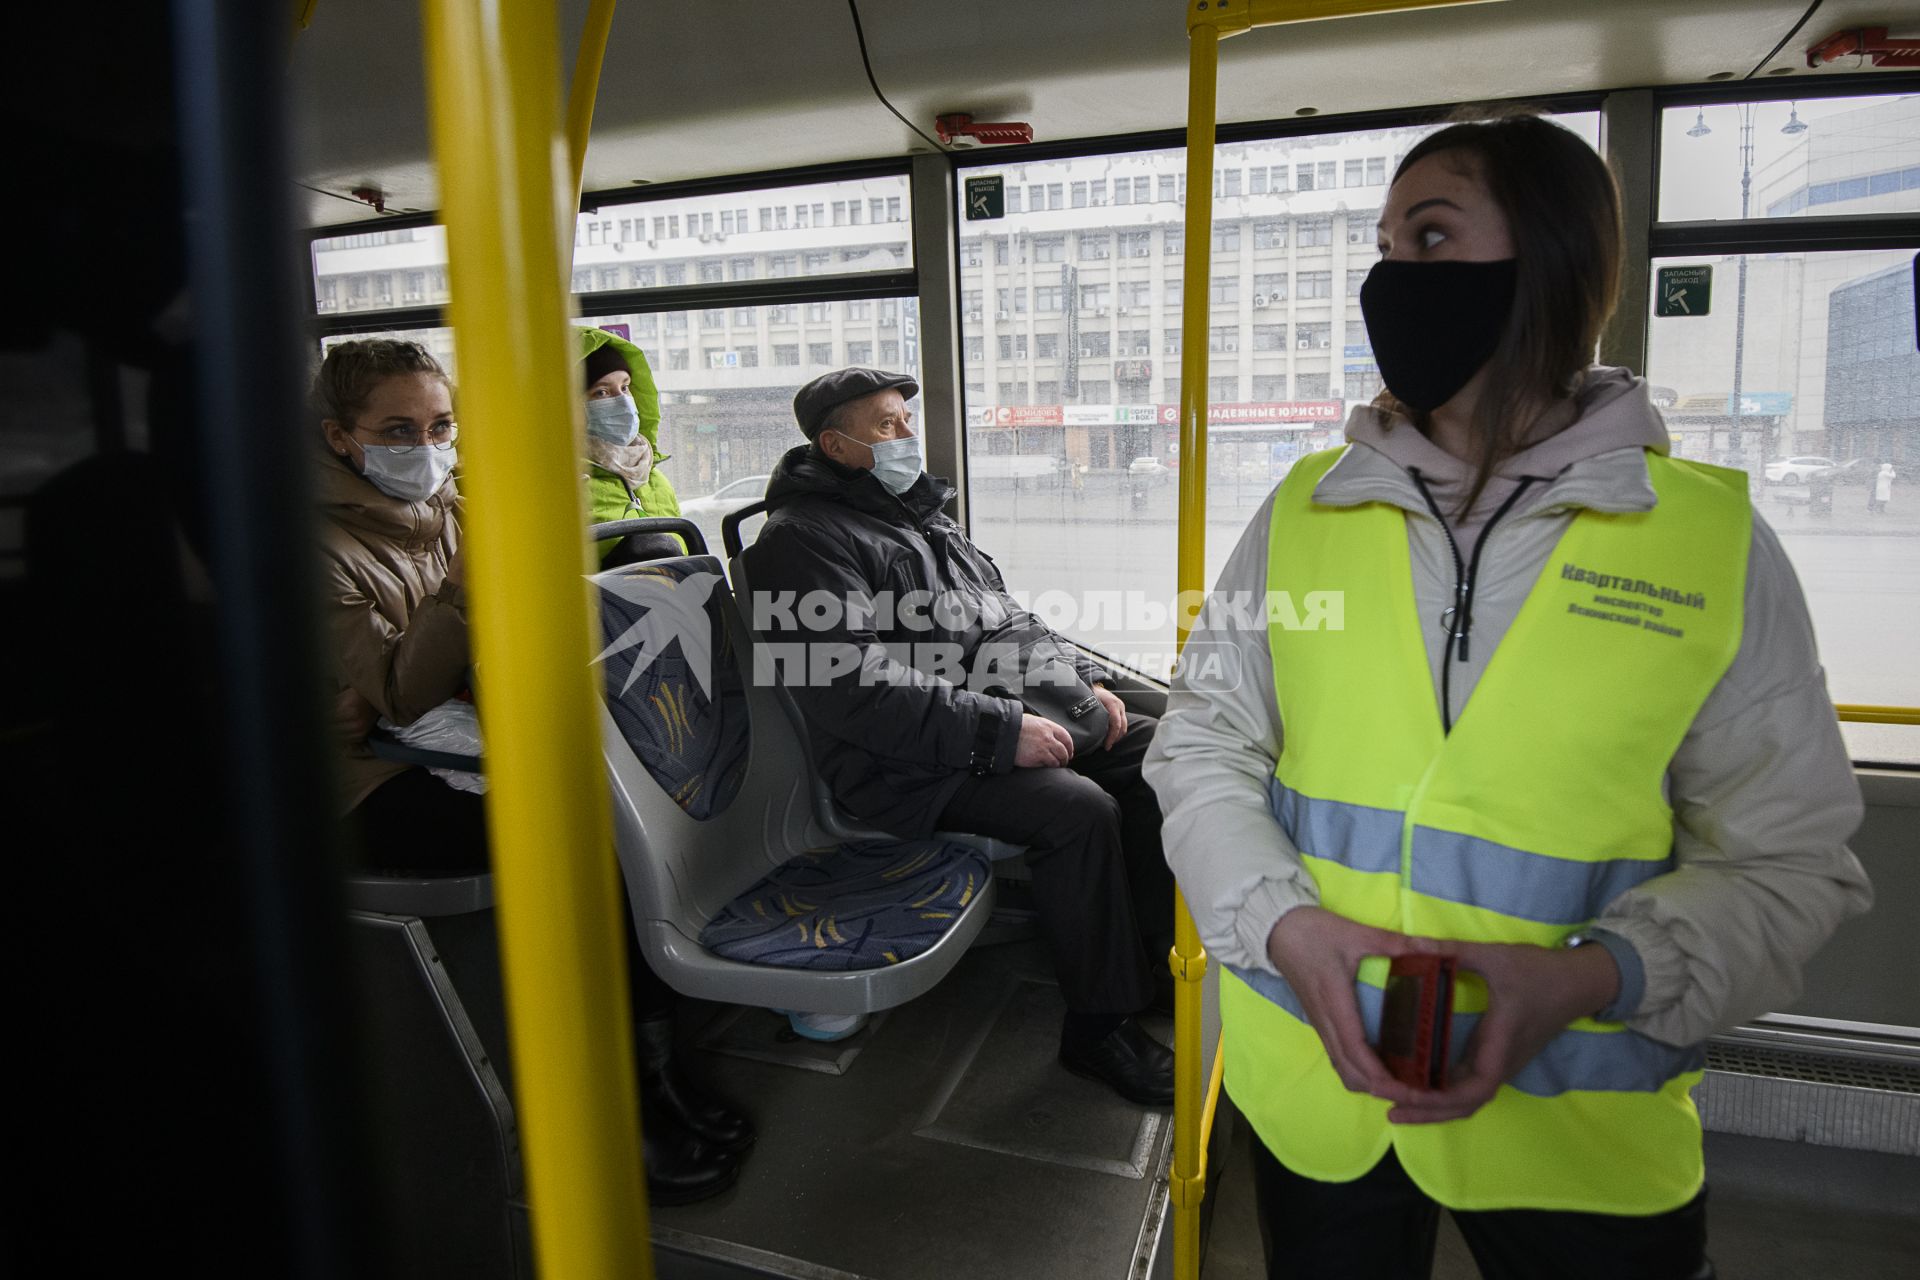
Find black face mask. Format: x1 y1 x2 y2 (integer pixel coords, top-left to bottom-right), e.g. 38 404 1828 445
1359 258 1518 414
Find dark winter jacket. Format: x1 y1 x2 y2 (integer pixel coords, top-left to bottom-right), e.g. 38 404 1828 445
742 444 1107 836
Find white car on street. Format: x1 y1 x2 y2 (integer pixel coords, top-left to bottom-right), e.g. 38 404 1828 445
1764 456 1837 485
680 474 770 551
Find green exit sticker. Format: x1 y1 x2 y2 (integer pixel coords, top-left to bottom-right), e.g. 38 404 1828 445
1656 265 1712 317
964 175 1005 221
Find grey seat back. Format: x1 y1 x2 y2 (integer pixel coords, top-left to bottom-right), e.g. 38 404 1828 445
595 555 992 1013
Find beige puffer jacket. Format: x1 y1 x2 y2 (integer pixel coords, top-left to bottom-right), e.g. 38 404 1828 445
1144 367 1872 1048
311 432 469 813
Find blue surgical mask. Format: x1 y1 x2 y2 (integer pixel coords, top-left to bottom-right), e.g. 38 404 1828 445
834 429 923 495
359 443 457 503
585 393 641 446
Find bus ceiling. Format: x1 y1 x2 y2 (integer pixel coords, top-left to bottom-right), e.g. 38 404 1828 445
289 0 1915 227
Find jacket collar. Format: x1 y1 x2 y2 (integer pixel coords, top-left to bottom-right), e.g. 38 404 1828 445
1314 366 1667 522
764 443 956 526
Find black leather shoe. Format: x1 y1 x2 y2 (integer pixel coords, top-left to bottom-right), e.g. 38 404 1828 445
1059 1016 1176 1107
640 1098 739 1207
635 1015 757 1156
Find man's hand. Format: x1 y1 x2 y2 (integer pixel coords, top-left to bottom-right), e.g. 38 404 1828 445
1014 712 1074 768
1092 682 1127 750
1386 939 1620 1125
1266 906 1427 1104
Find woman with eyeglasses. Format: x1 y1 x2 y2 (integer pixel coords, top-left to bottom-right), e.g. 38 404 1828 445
311 337 751 1203
312 337 476 870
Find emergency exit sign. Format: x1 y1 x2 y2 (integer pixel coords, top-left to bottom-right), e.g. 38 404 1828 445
1656 265 1712 317
964 175 1005 221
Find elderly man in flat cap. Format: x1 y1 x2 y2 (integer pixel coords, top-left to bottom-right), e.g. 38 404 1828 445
742 368 1174 1105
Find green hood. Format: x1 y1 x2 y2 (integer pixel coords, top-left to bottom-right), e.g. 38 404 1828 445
576 325 664 454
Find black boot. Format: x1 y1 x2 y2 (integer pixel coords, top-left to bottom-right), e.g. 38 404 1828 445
634 1015 757 1156
640 1087 738 1207
1059 1013 1176 1107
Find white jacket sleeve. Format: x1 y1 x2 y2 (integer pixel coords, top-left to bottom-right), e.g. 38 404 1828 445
1596 517 1873 1046
1143 491 1317 975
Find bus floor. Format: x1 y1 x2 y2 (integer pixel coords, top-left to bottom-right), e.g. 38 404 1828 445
1198 1099 1920 1278
651 930 1179 1280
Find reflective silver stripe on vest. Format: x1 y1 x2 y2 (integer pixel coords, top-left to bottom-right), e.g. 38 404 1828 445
1268 779 1403 875
1227 964 1704 1097
1269 780 1673 924
1410 827 1671 925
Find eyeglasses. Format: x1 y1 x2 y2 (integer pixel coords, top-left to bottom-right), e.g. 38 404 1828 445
355 422 459 452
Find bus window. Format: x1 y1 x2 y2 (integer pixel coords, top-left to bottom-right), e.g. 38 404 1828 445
1649 252 1918 762
1649 93 1920 762
579 301 919 553
571 174 914 299
952 113 1597 682
309 175 912 319
1658 94 1920 223
311 226 450 317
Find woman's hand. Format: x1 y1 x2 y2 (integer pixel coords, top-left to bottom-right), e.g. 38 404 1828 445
332 685 378 744
1387 940 1620 1125
1267 906 1426 1104
1092 683 1127 750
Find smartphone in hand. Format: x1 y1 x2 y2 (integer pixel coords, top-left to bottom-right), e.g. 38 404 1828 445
1379 955 1456 1090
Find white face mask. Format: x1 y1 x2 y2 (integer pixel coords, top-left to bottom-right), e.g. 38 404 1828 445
585 393 641 445
359 443 457 503
833 429 923 496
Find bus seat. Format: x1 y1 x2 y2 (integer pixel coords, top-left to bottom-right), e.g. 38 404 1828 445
723 537 1029 865
342 872 495 917
595 553 995 1015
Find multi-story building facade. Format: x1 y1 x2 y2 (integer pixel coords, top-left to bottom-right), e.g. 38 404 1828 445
952 128 1421 480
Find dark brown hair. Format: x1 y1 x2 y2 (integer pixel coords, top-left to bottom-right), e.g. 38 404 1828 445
309 338 452 427
1382 109 1623 516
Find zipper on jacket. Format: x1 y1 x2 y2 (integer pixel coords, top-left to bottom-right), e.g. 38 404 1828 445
1406 468 1536 734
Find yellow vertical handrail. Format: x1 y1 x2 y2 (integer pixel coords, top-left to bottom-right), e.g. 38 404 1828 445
422 3 653 1278
1168 16 1220 1280
566 0 619 258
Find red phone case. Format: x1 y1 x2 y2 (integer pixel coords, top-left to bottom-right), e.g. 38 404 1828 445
1379 955 1456 1090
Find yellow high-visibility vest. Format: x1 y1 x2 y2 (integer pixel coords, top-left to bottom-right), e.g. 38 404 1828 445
1223 446 1749 1213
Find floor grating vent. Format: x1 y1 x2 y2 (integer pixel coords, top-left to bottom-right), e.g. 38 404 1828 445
1697 1039 1920 1156
1704 1043 1920 1094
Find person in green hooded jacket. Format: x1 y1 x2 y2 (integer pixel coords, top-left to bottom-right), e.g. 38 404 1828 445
578 326 683 561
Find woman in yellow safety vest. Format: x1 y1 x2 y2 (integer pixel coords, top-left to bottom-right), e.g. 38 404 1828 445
1144 112 1871 1280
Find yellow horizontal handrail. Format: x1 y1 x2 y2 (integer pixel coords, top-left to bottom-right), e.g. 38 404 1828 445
1189 0 1502 39
1836 704 1920 726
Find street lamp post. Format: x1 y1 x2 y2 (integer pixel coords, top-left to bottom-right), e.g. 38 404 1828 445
1732 103 1753 466
1688 103 1808 470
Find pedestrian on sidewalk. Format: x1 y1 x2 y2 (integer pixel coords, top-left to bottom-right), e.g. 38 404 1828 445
1869 461 1895 514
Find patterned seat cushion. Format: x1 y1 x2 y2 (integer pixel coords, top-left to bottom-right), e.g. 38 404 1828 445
700 840 991 971
597 561 750 821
